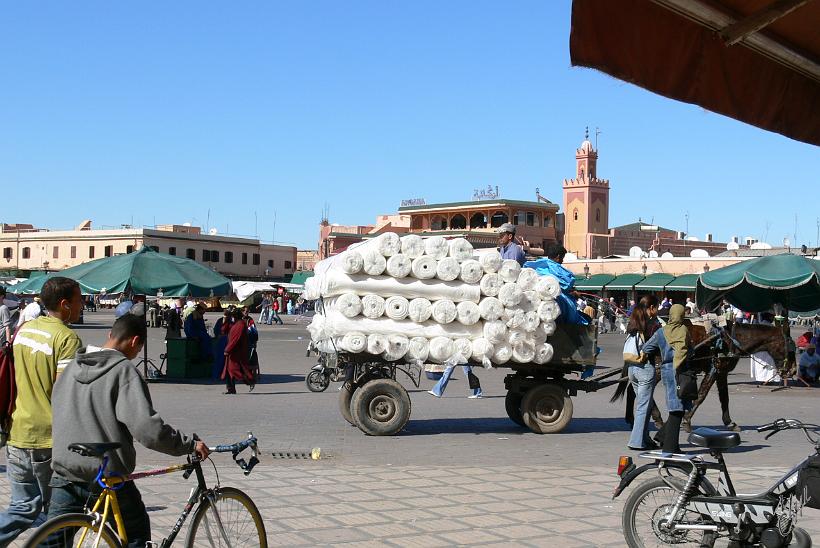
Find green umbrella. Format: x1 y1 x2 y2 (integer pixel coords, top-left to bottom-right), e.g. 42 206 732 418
9 247 232 297
696 254 820 312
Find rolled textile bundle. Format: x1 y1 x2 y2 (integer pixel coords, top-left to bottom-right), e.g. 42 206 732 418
384 334 410 361
523 311 540 333
334 293 362 318
436 257 460 282
492 342 512 364
317 309 484 339
504 308 526 329
537 300 561 322
518 290 540 312
478 297 504 321
535 275 561 300
512 342 536 363
303 276 321 301
483 320 507 344
448 238 474 261
517 268 539 291
453 338 473 362
375 232 401 257
507 329 527 347
386 254 412 278
362 249 387 276
471 338 494 362
456 301 480 325
411 256 438 280
367 334 388 355
533 343 554 364
340 332 367 353
424 236 449 259
341 251 364 274
498 282 523 307
407 337 430 362
361 294 386 319
400 234 426 258
321 271 481 303
431 299 457 324
479 273 502 297
459 259 483 284
408 298 433 323
385 296 410 321
541 320 556 336
429 336 455 363
479 250 503 274
498 259 522 283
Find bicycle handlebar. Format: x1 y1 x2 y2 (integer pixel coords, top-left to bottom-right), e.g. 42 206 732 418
756 418 820 443
210 437 257 454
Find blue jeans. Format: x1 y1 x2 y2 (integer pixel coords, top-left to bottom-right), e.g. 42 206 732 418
660 362 693 413
430 365 482 397
259 307 270 324
0 446 53 546
627 364 656 448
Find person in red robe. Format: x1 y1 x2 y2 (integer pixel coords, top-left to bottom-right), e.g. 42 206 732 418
222 309 254 394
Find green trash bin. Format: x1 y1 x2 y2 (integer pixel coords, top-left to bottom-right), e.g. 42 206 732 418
165 338 210 379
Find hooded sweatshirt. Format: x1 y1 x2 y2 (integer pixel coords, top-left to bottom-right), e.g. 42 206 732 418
52 347 196 483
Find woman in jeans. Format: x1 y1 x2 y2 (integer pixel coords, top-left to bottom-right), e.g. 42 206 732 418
625 306 658 450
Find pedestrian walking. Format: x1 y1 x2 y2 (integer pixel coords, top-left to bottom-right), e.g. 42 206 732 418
258 294 272 325
221 309 255 394
428 360 482 399
243 307 260 383
270 298 284 325
624 306 657 450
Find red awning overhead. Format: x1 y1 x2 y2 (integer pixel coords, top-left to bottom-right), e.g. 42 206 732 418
570 0 820 146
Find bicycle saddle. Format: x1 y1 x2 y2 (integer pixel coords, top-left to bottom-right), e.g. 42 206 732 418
68 442 122 458
688 428 741 451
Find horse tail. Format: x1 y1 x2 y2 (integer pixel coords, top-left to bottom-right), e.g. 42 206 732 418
609 364 629 403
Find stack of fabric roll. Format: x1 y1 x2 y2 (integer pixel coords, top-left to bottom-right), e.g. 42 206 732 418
305 232 561 366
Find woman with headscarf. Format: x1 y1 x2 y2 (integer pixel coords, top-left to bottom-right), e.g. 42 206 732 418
640 304 692 453
221 309 255 394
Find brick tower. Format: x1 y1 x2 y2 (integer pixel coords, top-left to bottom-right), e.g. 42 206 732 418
562 129 610 258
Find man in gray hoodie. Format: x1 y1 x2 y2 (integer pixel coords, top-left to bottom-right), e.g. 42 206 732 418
47 314 209 547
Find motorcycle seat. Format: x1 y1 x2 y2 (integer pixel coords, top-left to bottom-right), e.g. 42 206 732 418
688 428 740 451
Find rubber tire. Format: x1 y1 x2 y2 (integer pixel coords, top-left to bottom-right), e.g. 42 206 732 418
185 486 267 548
306 370 330 392
350 379 411 436
22 513 122 548
504 391 526 427
622 476 716 548
339 382 357 426
791 527 812 548
521 384 573 434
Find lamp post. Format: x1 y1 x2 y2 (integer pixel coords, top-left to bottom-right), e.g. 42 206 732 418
583 263 590 279
703 264 710 273
641 263 647 276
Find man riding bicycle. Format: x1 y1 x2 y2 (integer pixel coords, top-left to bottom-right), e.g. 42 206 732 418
47 314 209 547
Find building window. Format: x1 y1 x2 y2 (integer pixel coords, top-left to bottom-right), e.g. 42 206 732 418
513 211 527 226
242 252 248 265
168 247 176 256
573 209 578 221
450 214 467 230
543 215 553 228
596 209 600 222
202 249 211 262
224 251 233 263
267 259 274 268
210 250 219 263
431 215 448 230
53 247 59 259
186 248 195 260
22 247 31 259
490 211 508 228
2 247 11 259
526 212 536 227
252 253 260 265
149 245 159 252
89 246 95 259
126 245 134 254
104 245 113 257
71 246 77 259
285 260 292 269
411 216 424 230
470 212 487 229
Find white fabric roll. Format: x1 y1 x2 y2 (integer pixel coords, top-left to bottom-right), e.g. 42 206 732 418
436 257 460 281
456 301 480 326
483 320 508 344
400 234 426 259
334 293 362 318
321 271 482 303
408 298 433 323
512 342 536 363
498 282 523 307
518 290 540 312
536 275 562 299
478 297 504 321
424 236 449 259
384 334 410 361
537 300 561 322
341 251 364 275
534 343 554 364
470 338 494 361
361 249 387 276
504 308 526 329
459 259 483 284
431 299 457 324
411 256 438 280
498 259 522 283
386 254 412 278
429 336 455 363
479 273 502 297
340 332 367 353
532 323 548 345
448 238 474 261
517 268 539 291
541 320 556 337
303 276 321 301
453 338 473 362
367 334 388 355
375 232 401 257
309 310 484 340
361 294 386 319
507 329 527 347
523 311 540 333
407 337 430 362
479 250 503 274
492 342 512 364
384 296 410 321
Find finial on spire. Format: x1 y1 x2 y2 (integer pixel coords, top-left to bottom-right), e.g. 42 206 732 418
585 126 589 140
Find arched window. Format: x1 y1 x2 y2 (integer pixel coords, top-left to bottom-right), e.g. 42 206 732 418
431 215 448 231
513 211 526 226
573 209 579 221
526 212 536 226
450 214 467 230
490 211 508 228
469 212 487 229
411 216 424 230
596 209 600 222
579 167 584 179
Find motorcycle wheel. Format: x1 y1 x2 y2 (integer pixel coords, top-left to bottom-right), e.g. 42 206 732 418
622 476 717 548
306 370 331 392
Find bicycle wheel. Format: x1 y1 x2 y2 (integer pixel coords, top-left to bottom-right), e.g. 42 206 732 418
22 513 122 548
185 486 267 547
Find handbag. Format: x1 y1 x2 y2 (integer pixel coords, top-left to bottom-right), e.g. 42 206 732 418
675 365 699 401
623 333 644 365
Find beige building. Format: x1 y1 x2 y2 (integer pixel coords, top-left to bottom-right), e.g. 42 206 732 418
1 221 297 279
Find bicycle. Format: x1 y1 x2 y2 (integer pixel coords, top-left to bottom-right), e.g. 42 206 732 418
24 433 266 547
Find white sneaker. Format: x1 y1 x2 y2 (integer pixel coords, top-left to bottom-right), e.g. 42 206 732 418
427 390 441 398
468 394 483 399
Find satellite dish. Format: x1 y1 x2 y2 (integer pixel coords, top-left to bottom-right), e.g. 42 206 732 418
687 236 700 241
208 228 218 235
751 242 772 250
629 246 643 258
648 250 659 258
564 252 578 262
726 242 740 250
690 249 710 258
661 252 674 259
183 222 192 227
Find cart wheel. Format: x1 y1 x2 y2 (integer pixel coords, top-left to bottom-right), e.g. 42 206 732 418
504 391 525 427
306 370 330 392
350 379 411 436
339 382 357 426
521 384 573 434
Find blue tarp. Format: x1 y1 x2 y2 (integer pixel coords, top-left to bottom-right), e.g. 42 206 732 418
524 258 589 325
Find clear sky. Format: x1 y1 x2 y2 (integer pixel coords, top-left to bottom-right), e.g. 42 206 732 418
2 2 818 250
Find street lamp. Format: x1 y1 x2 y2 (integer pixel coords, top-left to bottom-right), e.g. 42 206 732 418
583 263 590 279
703 264 710 272
641 263 647 276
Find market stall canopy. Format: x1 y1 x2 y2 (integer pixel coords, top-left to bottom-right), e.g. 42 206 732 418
696 254 820 311
10 247 232 297
635 273 677 291
570 0 820 146
575 273 616 291
665 273 700 292
232 281 304 302
290 271 314 285
606 274 646 291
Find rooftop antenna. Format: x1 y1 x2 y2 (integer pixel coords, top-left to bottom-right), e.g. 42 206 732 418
595 127 601 149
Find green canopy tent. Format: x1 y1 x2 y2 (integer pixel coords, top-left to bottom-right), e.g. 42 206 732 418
575 273 615 292
696 254 820 313
635 273 675 292
665 274 699 293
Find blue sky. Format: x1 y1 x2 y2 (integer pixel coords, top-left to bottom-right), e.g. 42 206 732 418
2 2 818 250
